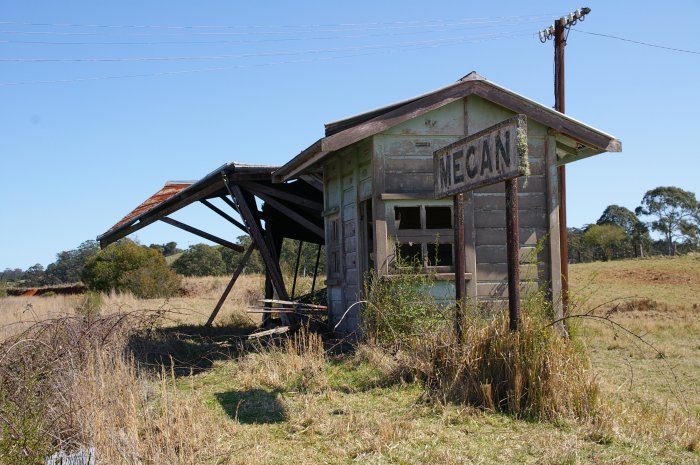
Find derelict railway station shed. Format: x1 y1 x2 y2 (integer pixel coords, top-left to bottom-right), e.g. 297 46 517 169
273 71 620 334
97 71 620 335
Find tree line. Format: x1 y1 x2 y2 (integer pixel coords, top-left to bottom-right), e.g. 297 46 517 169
1 185 696 293
569 186 699 262
1 235 325 296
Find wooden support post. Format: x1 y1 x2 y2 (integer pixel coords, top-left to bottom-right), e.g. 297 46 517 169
263 272 273 326
505 179 522 331
205 244 255 327
291 241 303 299
220 195 240 213
311 243 322 294
160 217 244 252
227 183 290 303
453 193 466 344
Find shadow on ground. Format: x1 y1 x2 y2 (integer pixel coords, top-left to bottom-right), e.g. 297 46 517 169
127 323 256 376
215 388 286 424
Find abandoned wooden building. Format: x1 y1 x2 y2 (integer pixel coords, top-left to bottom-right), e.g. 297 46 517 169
97 71 621 335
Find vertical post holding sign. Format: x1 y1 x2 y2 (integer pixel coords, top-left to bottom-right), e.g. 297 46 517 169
434 115 529 335
453 193 466 343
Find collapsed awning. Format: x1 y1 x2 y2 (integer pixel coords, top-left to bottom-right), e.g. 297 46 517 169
97 161 325 326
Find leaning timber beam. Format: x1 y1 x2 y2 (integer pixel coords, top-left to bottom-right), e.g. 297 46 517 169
226 183 290 303
253 192 324 240
241 182 323 211
160 217 243 252
219 195 240 213
200 199 248 233
205 243 256 327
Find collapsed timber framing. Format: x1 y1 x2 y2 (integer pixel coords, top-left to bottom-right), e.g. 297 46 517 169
97 163 324 326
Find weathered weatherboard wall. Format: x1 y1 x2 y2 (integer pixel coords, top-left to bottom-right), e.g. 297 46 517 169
322 95 561 335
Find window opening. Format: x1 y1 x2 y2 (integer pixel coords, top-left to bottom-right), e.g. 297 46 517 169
425 206 452 229
427 243 453 267
396 243 423 267
394 206 421 229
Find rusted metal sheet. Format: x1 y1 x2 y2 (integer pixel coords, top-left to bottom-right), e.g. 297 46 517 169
107 181 192 234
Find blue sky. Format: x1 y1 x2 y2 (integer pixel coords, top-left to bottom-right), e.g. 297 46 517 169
1 1 699 270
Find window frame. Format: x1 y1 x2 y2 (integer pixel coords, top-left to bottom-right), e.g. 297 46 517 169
389 203 455 273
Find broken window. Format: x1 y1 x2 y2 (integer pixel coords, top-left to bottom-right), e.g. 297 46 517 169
391 203 456 272
394 206 421 229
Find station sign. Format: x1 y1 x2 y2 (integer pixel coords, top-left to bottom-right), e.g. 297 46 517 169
434 114 528 198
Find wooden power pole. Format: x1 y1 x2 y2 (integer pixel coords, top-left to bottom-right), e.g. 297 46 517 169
539 7 591 315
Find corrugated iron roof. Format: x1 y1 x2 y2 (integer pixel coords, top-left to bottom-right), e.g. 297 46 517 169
98 163 283 247
107 181 193 234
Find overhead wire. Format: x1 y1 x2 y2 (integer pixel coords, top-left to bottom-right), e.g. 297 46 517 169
0 30 534 86
0 14 557 32
0 32 534 63
573 29 700 55
0 19 549 46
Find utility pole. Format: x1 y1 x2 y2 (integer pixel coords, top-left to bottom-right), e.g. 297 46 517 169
539 7 591 316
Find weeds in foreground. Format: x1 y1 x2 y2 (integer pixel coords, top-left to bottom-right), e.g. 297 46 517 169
0 309 241 464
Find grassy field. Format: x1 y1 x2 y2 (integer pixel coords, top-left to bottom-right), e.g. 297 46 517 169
1 257 699 464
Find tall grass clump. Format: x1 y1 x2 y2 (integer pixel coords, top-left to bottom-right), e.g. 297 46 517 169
416 291 599 420
362 269 448 348
360 268 598 420
0 307 237 464
237 326 327 393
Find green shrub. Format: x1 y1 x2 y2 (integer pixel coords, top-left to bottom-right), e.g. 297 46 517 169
82 239 181 298
172 243 227 277
362 269 447 348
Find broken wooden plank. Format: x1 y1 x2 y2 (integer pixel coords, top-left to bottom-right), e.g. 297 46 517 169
247 326 289 339
257 299 328 310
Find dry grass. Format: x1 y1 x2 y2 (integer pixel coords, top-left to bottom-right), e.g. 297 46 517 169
0 274 267 339
417 312 599 420
1 258 699 463
569 255 700 456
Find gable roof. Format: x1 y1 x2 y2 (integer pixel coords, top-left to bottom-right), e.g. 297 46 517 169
273 71 621 182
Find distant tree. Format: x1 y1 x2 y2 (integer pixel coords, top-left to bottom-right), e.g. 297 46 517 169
82 239 181 298
220 236 265 275
23 263 46 287
583 224 628 261
0 268 24 283
44 240 100 285
568 227 592 263
172 244 227 277
636 186 700 255
597 205 651 257
149 241 181 257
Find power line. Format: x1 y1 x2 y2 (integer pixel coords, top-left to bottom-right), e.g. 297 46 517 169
573 29 700 55
0 20 547 47
0 32 533 63
0 15 556 32
0 30 532 86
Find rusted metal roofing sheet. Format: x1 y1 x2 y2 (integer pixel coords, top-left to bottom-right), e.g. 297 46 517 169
107 181 193 234
97 163 280 247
